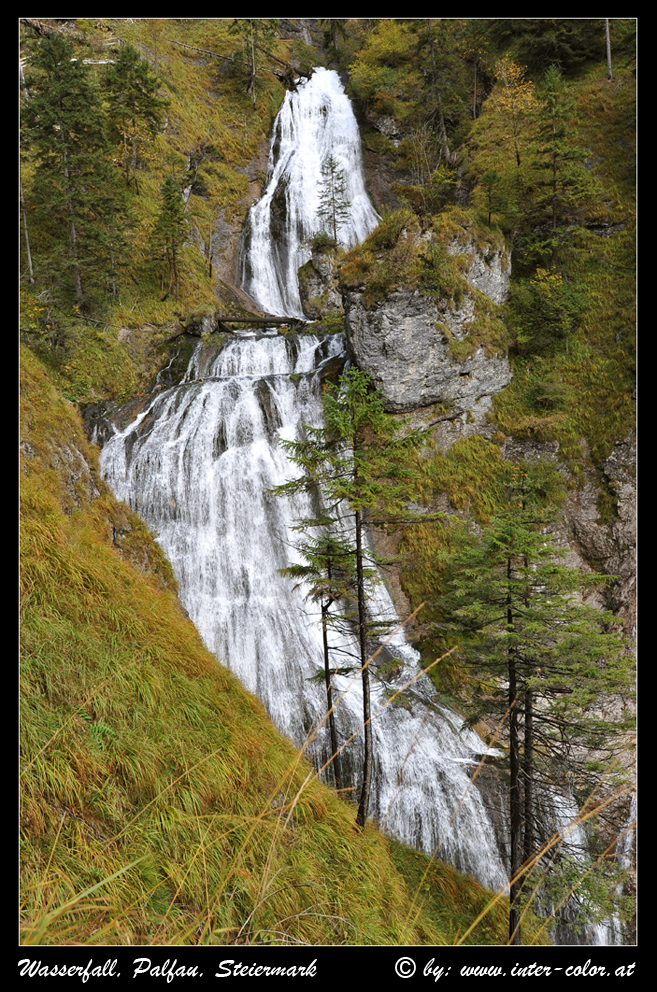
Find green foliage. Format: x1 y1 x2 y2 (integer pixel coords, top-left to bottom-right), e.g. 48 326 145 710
104 42 167 191
21 35 132 310
228 19 280 108
348 17 471 153
308 230 338 252
317 155 352 246
316 310 346 334
348 19 418 115
339 208 420 304
20 17 288 341
509 266 587 356
394 163 459 217
487 19 607 77
149 175 188 300
272 366 429 530
530 65 599 239
416 241 464 304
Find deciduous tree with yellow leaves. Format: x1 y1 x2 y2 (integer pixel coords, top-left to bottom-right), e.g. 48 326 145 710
492 55 541 167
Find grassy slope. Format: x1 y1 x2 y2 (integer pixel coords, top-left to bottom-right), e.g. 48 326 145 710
21 344 532 946
23 18 633 947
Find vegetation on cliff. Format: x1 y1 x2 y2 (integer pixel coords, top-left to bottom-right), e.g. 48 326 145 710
20 18 635 945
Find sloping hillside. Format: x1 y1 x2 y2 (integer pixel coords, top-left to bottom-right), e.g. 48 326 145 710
20 343 527 945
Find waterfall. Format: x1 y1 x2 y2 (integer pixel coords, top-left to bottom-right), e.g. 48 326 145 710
96 66 624 942
238 67 380 317
536 792 626 946
100 330 508 892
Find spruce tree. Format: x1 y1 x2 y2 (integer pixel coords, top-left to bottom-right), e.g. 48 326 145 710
104 42 166 192
150 176 187 300
229 19 279 108
531 65 597 258
271 367 429 829
435 464 634 943
316 155 351 247
21 35 129 308
416 19 466 167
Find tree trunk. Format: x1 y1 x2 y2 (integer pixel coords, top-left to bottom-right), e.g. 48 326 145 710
323 556 342 792
20 178 35 284
249 31 257 107
426 19 456 167
605 19 613 81
61 140 83 306
67 200 83 306
355 505 373 830
522 686 535 875
507 559 522 945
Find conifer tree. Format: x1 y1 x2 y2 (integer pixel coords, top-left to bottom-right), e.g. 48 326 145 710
104 42 166 192
435 463 634 943
316 155 351 246
416 19 466 167
21 35 129 308
229 19 279 108
271 367 429 829
150 175 187 301
531 64 596 251
458 18 492 120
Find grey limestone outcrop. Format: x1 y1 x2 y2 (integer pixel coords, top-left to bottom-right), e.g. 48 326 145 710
343 240 512 413
447 238 510 305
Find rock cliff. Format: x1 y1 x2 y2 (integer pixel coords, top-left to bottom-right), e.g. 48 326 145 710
342 235 512 414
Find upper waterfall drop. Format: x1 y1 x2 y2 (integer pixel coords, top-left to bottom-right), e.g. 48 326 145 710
239 67 380 318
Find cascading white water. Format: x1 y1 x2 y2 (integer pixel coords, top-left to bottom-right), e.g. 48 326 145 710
238 67 380 317
539 791 625 945
100 331 508 892
96 66 625 942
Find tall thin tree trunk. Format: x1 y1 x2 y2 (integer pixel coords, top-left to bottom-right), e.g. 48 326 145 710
249 29 257 107
323 556 342 792
68 202 83 305
20 178 34 284
61 142 83 305
522 686 535 874
508 559 522 945
355 506 373 831
605 19 613 81
520 532 535 911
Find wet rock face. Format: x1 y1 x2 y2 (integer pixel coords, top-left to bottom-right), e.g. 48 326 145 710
343 241 512 413
344 284 512 414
